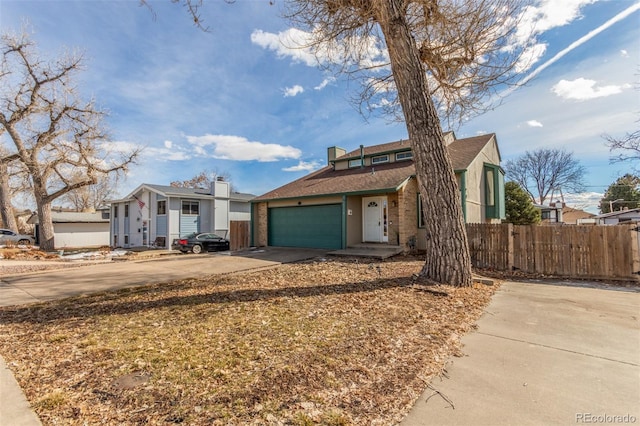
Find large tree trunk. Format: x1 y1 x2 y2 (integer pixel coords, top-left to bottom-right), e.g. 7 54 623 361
375 0 472 287
0 161 18 232
34 189 55 251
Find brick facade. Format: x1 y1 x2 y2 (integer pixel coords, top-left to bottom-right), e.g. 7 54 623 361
256 202 268 247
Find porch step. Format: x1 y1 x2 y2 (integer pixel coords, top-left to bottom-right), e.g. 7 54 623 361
327 244 403 259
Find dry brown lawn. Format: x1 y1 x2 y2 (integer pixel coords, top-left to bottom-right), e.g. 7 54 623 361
0 256 497 425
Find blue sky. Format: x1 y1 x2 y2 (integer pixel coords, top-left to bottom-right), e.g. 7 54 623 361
1 0 638 213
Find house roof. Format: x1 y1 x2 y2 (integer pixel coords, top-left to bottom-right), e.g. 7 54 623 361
255 160 415 201
28 211 110 224
255 133 496 201
110 183 255 203
335 133 496 171
593 208 640 219
561 206 595 224
448 134 499 170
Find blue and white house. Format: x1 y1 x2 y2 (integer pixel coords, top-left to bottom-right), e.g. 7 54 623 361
109 180 253 249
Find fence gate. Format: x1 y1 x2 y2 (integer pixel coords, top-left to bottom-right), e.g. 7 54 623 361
230 221 250 251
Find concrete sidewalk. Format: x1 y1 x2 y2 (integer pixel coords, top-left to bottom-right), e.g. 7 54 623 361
0 247 327 425
0 247 327 307
402 281 640 426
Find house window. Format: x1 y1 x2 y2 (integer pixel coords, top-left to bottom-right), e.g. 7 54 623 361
124 235 129 245
124 204 129 218
182 200 199 215
484 164 505 219
486 169 495 207
113 205 118 218
417 194 425 228
372 155 389 164
113 235 118 246
349 159 363 168
396 151 413 161
157 200 166 215
541 210 551 220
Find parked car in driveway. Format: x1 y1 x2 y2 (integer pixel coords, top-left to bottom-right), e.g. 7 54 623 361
172 233 230 254
0 229 35 245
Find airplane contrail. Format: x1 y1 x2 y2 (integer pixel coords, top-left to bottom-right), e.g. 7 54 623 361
510 1 640 94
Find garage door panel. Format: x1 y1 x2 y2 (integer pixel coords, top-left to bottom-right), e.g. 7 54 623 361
268 205 342 249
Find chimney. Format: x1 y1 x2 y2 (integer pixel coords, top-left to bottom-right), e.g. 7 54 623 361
327 146 346 165
360 144 364 168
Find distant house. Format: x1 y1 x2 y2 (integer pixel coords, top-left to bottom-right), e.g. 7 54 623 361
28 210 110 249
562 206 595 224
533 202 564 223
109 181 255 249
589 208 640 225
252 132 505 251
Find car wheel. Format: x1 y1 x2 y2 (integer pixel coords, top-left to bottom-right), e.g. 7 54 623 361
18 239 30 245
191 244 202 254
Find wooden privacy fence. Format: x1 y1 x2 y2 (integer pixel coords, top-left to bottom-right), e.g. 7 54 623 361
229 220 251 251
466 223 640 281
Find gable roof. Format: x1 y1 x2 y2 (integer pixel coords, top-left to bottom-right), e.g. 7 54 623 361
448 134 499 170
111 183 255 203
255 133 496 201
255 160 415 201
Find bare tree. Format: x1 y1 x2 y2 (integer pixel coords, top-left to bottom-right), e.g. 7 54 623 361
0 30 140 251
604 130 640 169
170 169 234 191
59 173 118 212
504 148 586 205
168 0 533 287
0 148 19 231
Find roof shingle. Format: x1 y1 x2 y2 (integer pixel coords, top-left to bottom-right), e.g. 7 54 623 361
255 133 496 201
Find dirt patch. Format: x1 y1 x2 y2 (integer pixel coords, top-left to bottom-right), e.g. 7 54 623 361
0 256 498 425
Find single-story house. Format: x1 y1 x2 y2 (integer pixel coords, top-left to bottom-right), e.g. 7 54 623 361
252 132 505 251
588 208 640 225
28 210 110 249
109 180 255 249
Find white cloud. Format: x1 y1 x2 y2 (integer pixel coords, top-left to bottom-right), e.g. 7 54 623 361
620 49 629 57
515 43 547 73
563 191 603 214
552 78 628 100
144 142 191 161
527 120 544 127
186 134 301 162
514 0 597 47
314 76 336 90
251 28 318 66
284 85 304 97
282 160 323 172
251 28 388 70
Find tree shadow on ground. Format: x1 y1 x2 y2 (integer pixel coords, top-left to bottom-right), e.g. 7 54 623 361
0 272 440 325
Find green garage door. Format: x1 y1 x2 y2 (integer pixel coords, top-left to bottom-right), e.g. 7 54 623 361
268 204 342 249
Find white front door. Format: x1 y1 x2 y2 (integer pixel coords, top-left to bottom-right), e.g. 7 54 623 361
363 197 388 242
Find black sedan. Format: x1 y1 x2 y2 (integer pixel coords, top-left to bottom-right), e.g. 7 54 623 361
172 233 230 254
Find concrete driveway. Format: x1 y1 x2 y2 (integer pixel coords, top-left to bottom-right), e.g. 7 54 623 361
402 280 640 425
0 247 328 307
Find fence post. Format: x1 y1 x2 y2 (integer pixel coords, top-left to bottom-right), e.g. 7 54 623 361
506 223 514 272
631 224 640 281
